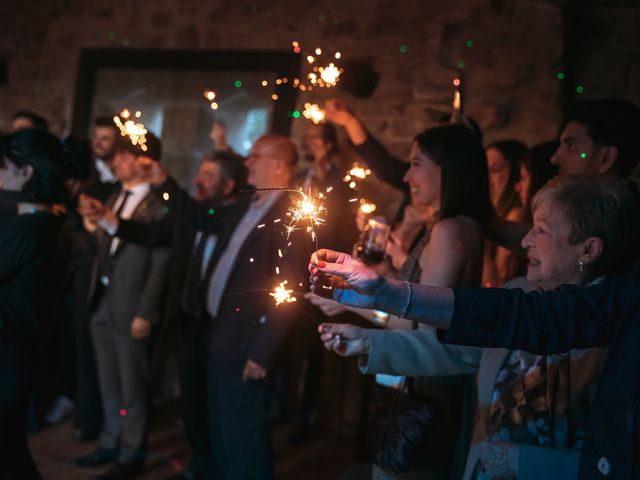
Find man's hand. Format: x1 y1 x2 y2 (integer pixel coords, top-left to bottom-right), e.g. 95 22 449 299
136 157 167 187
318 323 370 357
309 249 387 309
131 317 152 339
242 359 267 381
324 99 355 126
78 194 108 222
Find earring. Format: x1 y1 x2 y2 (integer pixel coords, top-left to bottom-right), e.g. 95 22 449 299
579 260 584 272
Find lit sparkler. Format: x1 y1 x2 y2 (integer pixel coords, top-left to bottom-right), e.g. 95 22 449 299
343 163 372 189
303 103 326 124
270 281 297 306
359 201 377 214
113 109 148 151
318 63 342 87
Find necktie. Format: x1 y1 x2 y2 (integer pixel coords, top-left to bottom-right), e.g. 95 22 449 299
98 190 131 285
181 232 209 315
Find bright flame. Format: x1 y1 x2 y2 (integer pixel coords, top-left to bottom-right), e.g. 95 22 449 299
270 281 297 306
303 103 326 124
113 110 148 151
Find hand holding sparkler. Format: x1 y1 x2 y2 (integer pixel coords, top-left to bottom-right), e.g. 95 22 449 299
309 249 386 308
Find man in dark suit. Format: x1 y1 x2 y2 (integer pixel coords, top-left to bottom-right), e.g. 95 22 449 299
132 134 313 479
76 133 171 480
80 149 248 480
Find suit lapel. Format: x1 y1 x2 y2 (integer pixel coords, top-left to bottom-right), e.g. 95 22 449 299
112 191 152 257
220 195 286 287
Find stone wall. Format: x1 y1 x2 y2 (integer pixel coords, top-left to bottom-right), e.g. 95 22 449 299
1 0 567 158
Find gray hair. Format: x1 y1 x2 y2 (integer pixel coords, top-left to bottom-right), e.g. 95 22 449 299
531 175 640 279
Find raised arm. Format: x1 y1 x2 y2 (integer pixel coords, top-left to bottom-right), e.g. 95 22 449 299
325 99 408 192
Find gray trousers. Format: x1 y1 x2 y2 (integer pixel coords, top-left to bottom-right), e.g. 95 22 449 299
91 297 149 464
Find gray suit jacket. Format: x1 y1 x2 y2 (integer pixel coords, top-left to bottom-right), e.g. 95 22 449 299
360 278 607 480
89 190 171 335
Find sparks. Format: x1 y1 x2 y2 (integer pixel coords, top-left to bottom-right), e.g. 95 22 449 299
113 109 148 151
270 281 297 306
359 202 377 214
343 163 372 189
303 103 326 124
318 62 342 86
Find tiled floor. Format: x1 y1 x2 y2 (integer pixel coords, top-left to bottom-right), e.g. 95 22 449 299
29 398 372 480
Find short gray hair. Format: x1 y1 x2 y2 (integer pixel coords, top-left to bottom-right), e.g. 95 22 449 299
531 175 640 279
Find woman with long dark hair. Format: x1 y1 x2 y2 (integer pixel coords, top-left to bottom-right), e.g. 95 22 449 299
309 123 491 478
0 128 69 479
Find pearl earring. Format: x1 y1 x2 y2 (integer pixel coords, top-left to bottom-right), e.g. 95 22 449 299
579 260 584 272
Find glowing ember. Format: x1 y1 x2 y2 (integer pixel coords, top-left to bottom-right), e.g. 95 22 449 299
113 109 148 152
343 163 372 189
285 188 327 241
318 63 342 86
303 103 326 124
270 281 297 306
359 202 377 214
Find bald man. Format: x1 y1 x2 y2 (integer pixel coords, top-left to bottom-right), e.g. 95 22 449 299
133 135 314 479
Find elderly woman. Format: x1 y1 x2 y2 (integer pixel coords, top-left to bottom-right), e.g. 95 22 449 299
310 177 640 479
318 175 636 479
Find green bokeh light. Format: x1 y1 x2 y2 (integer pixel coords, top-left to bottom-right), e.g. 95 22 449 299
208 208 215 215
107 32 116 40
293 110 301 118
399 45 407 53
466 40 474 47
576 85 584 94
122 38 130 46
318 14 325 21
234 80 242 88
458 61 465 69
162 207 169 214
556 72 566 80
580 152 587 159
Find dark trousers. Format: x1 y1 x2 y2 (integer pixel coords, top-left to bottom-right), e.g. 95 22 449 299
91 297 149 464
177 315 217 478
285 315 323 426
73 248 103 435
206 327 273 480
0 337 41 480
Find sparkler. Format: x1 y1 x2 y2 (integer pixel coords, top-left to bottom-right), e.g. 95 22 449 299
359 201 377 214
113 109 148 152
302 103 326 124
269 281 297 306
343 163 372 189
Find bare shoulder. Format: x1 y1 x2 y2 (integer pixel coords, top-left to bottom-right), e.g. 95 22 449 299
431 216 481 243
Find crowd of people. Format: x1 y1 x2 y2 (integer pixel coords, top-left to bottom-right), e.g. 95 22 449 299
1 96 640 480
